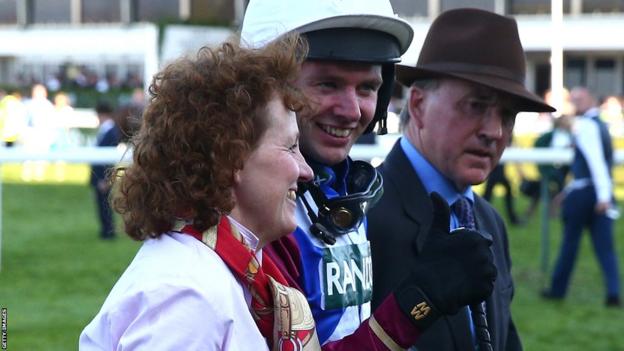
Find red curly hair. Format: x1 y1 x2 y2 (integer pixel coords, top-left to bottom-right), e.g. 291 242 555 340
113 35 307 240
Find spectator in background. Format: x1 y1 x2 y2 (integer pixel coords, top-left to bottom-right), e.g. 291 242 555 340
519 88 574 219
542 86 621 307
22 84 56 181
90 101 121 240
482 138 524 226
24 84 56 149
520 114 573 219
0 89 5 145
45 74 61 92
52 92 74 147
130 87 146 108
113 102 142 143
50 91 76 181
0 89 27 147
600 95 624 135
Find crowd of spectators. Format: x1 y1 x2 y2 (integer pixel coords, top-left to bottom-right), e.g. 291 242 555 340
13 63 144 95
0 83 144 152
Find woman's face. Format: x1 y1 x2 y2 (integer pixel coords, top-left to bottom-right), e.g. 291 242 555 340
231 95 313 248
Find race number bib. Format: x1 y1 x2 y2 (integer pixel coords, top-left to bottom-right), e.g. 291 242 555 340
321 242 372 309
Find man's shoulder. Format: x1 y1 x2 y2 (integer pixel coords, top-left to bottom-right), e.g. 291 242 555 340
575 115 600 132
474 194 497 214
376 139 409 171
376 148 423 192
474 194 506 230
369 144 429 222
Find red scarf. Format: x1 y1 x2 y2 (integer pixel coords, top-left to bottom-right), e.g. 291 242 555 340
179 216 288 346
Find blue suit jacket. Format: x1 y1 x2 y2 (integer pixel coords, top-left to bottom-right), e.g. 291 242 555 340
90 123 121 187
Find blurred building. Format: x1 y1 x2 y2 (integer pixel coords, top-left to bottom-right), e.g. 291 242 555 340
394 0 624 100
0 0 244 90
1 0 624 101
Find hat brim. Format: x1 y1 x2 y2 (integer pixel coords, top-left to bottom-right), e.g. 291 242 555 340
396 65 556 113
297 15 413 55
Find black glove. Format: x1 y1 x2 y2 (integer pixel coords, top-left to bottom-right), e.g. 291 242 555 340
394 192 497 330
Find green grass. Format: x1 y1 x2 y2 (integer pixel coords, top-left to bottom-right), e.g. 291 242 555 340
0 182 140 350
0 182 622 350
487 193 624 350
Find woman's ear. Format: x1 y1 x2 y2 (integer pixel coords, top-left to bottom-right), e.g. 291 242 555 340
233 169 242 186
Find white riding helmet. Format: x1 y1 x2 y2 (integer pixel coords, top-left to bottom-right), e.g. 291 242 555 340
241 0 412 54
240 0 414 134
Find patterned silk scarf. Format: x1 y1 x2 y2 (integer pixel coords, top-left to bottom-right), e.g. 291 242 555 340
177 216 320 351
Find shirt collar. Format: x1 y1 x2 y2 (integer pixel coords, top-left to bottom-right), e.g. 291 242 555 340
99 118 115 130
583 107 601 118
227 215 262 261
400 136 474 206
306 157 350 196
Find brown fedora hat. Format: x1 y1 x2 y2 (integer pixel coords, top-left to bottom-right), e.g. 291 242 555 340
396 8 555 113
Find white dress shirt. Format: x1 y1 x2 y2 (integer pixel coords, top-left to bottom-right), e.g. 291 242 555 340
572 107 613 203
79 232 268 351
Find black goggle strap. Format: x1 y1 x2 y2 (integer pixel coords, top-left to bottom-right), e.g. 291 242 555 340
303 180 358 234
346 161 384 209
296 162 383 246
323 177 383 230
324 196 366 230
347 161 376 193
300 179 376 237
297 182 338 245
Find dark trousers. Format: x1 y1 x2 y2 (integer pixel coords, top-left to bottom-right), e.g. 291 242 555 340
94 187 115 238
550 186 620 297
483 164 519 223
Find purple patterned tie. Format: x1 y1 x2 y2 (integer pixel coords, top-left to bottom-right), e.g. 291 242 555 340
452 196 492 351
452 196 476 230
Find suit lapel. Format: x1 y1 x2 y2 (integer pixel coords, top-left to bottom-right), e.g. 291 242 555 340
380 141 433 252
382 141 475 349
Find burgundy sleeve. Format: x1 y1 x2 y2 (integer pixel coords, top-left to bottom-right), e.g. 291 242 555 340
321 294 422 351
265 234 422 350
264 233 304 291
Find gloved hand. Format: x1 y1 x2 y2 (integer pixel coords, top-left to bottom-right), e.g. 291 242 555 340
394 192 497 330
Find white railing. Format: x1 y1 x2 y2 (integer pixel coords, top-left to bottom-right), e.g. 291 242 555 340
0 143 620 272
0 145 132 164
1 145 616 165
0 144 624 164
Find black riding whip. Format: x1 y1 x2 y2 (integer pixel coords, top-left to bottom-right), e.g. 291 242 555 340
470 301 493 351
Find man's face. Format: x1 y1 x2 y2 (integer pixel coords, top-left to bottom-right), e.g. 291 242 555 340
295 61 382 166
570 87 594 115
407 79 517 190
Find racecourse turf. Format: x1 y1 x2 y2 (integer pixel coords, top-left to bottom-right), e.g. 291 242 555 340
0 179 622 350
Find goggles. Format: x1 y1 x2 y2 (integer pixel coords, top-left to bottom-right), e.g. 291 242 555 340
299 161 383 245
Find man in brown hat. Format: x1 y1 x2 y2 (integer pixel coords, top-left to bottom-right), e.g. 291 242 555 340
368 8 555 351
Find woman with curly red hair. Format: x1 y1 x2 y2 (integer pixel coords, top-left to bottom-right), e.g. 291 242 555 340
79 35 319 350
